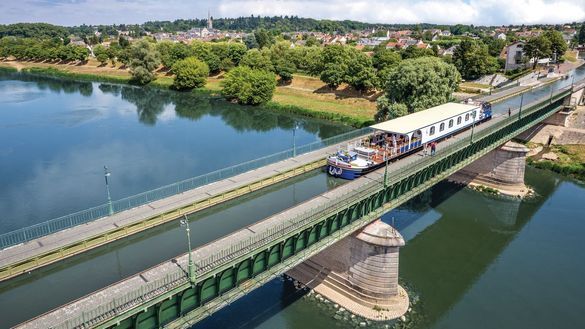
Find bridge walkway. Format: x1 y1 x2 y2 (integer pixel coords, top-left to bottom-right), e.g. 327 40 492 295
0 132 368 281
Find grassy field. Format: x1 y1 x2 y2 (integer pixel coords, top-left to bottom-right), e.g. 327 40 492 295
460 82 490 89
562 50 579 63
0 59 377 127
528 144 585 181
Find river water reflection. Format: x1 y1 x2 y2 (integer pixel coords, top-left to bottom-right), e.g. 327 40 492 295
0 70 351 233
2 69 585 329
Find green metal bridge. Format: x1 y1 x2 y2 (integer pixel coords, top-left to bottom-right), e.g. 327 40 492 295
19 84 579 329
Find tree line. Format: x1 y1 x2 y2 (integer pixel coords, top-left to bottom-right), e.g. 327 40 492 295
0 37 89 62
0 22 580 121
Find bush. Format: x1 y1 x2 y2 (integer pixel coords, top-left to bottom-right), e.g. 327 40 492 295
129 40 160 85
171 57 209 90
274 59 295 82
221 66 276 105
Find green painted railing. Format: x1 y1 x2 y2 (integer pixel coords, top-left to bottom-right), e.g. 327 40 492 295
47 86 572 329
0 127 372 250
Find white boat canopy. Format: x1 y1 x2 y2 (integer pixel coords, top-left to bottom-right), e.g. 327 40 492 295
370 102 479 135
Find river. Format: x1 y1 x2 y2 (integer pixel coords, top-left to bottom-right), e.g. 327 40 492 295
0 70 351 233
195 167 585 329
0 69 584 328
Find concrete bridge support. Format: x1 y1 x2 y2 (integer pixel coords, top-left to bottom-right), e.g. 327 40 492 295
449 141 530 197
286 219 409 321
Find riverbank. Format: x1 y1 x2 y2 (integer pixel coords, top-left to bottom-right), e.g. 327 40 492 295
520 104 585 182
526 144 585 182
0 59 376 127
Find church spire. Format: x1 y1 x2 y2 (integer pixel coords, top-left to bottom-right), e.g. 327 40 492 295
207 9 213 30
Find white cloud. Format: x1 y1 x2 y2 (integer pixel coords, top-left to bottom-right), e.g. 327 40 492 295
0 0 583 26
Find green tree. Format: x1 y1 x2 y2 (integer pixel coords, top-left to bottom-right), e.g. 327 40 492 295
226 43 247 65
305 35 319 47
319 44 352 88
254 29 275 49
129 40 161 84
220 57 235 71
524 35 552 69
171 57 209 90
320 62 347 88
93 45 109 65
240 48 274 71
346 52 378 92
221 66 277 105
211 42 229 61
107 42 121 65
401 45 435 59
274 58 296 82
117 47 131 66
452 39 498 80
118 36 130 48
378 56 460 115
244 34 259 49
543 30 568 61
375 97 408 122
372 48 401 71
482 37 507 57
578 22 585 44
189 41 221 73
288 46 323 75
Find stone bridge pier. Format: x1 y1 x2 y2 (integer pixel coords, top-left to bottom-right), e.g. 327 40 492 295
286 219 409 321
449 141 530 197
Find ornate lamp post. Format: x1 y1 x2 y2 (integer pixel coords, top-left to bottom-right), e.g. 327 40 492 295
180 216 195 284
470 111 477 143
104 166 113 215
518 93 524 120
293 123 300 157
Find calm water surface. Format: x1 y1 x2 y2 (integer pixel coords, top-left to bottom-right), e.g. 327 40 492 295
1 70 585 328
0 70 351 232
194 168 585 329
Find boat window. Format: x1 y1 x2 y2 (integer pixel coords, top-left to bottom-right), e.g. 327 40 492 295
439 123 445 132
472 110 477 118
465 113 470 121
457 116 462 125
429 126 435 135
448 119 453 128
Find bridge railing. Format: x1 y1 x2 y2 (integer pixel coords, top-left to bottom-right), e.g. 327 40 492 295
0 127 372 250
195 84 574 273
48 86 572 329
53 271 189 329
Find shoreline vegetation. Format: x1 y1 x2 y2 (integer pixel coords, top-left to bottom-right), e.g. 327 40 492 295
0 59 377 127
527 144 585 182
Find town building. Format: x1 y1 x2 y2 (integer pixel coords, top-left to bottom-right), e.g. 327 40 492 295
501 41 526 71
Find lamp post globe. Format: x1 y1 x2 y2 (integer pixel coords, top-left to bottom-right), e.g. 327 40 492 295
104 166 114 215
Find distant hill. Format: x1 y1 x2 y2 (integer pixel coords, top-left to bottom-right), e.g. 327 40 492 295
141 16 452 33
0 17 458 40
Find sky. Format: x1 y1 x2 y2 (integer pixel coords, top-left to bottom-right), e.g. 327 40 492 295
0 0 584 26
